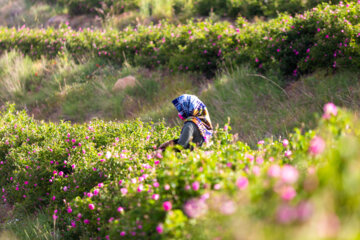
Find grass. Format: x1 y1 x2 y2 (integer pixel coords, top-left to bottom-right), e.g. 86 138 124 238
0 0 66 28
1 211 58 240
200 67 360 145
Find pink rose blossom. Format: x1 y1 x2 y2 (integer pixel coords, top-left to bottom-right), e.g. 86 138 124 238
268 165 281 178
322 102 338 119
281 165 299 184
192 181 200 191
309 136 326 155
281 186 297 201
163 201 172 211
236 176 248 190
156 224 163 234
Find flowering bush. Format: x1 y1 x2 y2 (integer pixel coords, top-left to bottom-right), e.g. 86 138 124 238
1 100 360 239
0 2 359 78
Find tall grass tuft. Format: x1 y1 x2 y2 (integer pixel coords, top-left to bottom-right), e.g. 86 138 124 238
3 211 59 240
0 51 36 101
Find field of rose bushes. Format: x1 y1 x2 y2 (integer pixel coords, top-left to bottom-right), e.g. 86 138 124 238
1 101 360 239
1 2 360 78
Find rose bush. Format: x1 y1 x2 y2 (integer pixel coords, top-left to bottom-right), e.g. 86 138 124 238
0 2 359 78
1 101 360 239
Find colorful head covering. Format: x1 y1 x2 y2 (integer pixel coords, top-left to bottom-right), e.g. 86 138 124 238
172 94 213 141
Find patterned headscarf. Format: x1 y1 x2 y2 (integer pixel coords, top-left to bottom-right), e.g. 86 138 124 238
172 94 213 141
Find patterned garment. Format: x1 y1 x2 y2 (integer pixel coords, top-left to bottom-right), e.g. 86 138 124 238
172 94 213 141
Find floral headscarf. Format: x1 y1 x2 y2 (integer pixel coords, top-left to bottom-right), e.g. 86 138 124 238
172 94 213 141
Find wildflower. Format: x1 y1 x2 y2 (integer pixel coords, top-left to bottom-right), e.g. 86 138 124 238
268 165 281 178
277 205 297 224
183 198 208 218
192 181 200 191
281 165 299 184
281 186 296 201
156 224 163 234
256 157 264 164
282 139 289 147
120 188 128 195
163 201 172 211
245 153 254 162
88 204 95 210
117 207 124 213
252 166 261 176
322 103 337 119
297 201 313 221
236 176 248 190
220 200 236 215
284 150 292 158
309 136 326 155
152 194 160 200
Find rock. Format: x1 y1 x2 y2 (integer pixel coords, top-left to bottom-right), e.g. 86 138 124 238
112 76 138 92
46 14 70 28
69 15 102 29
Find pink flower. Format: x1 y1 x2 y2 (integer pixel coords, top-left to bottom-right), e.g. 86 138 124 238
93 189 99 195
120 231 126 236
252 166 260 176
117 207 124 213
322 102 338 119
284 150 292 158
282 139 289 147
281 186 296 201
297 201 313 221
256 157 264 165
156 224 163 234
214 184 221 190
245 153 254 162
88 204 95 210
183 198 208 218
84 219 90 224
236 176 248 190
268 165 281 178
67 208 72 213
163 201 172 211
152 194 160 200
309 136 326 155
120 188 128 195
192 181 200 191
277 205 297 224
281 165 299 184
220 200 237 215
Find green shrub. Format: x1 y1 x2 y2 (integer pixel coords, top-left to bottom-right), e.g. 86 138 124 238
2 100 360 239
1 2 359 79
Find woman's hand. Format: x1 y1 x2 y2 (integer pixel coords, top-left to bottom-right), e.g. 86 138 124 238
159 140 176 150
